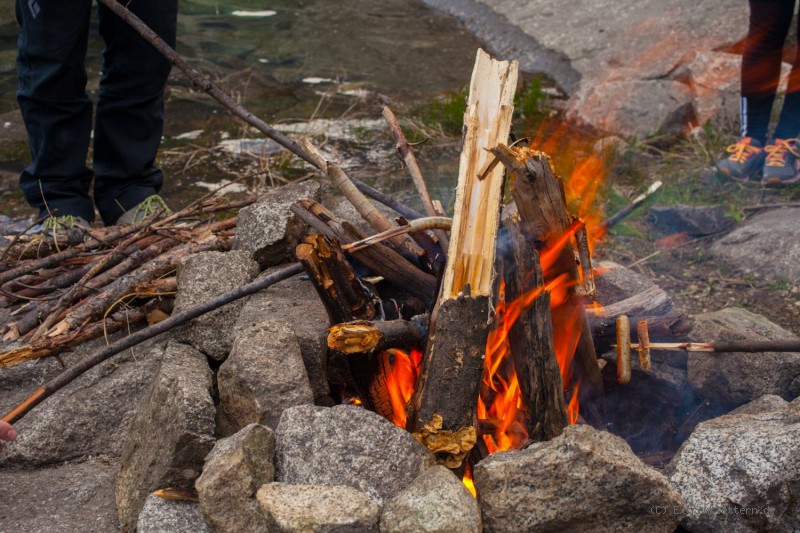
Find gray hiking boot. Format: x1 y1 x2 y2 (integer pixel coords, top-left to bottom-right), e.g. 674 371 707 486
116 195 172 225
762 138 800 186
715 137 765 182
29 214 91 234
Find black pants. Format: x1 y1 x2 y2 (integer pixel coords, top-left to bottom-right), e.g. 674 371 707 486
742 0 800 143
16 0 177 225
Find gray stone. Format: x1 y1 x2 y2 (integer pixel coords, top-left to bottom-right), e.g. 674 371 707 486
115 341 216 533
423 0 747 137
257 483 381 533
137 494 210 533
380 465 481 533
595 260 659 306
474 424 684 533
173 250 260 361
0 458 119 533
196 424 275 533
687 308 800 406
729 394 789 416
665 400 800 532
711 208 800 283
233 179 322 267
234 272 330 399
0 337 162 468
218 322 314 431
648 204 734 237
566 79 695 138
331 197 400 237
276 405 435 503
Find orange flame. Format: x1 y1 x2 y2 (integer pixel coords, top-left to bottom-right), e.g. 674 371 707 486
385 348 423 428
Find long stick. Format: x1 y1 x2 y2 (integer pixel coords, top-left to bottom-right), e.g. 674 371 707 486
1 263 303 425
626 340 800 353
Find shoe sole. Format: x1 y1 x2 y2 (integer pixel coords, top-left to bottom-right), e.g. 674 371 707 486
762 173 800 186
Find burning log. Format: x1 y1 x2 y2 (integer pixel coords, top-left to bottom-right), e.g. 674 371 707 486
490 145 605 424
327 317 428 355
408 50 518 455
502 213 568 442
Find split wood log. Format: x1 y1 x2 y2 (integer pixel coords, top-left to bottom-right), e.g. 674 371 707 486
2 262 304 425
503 215 568 442
490 145 606 425
409 50 518 448
290 199 437 303
327 316 428 355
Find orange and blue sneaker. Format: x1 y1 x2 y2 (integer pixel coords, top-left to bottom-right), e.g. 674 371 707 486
762 138 800 186
716 137 765 182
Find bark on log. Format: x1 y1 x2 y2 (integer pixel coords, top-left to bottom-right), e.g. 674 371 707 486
409 50 518 443
503 217 568 442
290 199 437 303
491 145 606 425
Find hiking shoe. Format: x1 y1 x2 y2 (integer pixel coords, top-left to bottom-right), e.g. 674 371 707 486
116 195 172 225
762 138 800 186
28 214 91 234
716 137 765 181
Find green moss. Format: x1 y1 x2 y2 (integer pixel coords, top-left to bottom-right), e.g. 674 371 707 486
419 86 468 135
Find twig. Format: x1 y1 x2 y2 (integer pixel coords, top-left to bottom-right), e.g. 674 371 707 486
603 180 663 228
343 217 452 252
2 262 304 425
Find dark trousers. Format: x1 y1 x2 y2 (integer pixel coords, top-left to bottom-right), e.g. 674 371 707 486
742 0 800 143
16 0 177 225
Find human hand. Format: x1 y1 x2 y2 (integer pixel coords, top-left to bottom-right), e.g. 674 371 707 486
0 420 17 453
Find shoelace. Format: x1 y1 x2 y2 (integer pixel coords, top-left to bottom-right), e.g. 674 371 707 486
765 138 800 167
725 139 762 164
130 195 172 222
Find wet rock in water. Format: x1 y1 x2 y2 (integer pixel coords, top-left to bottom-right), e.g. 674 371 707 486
0 458 119 532
711 208 800 283
218 321 314 431
234 272 330 400
566 79 695 138
647 204 734 237
196 424 275 533
137 494 210 533
665 397 800 532
234 179 322 268
257 483 381 532
687 308 800 407
594 260 659 306
173 250 260 361
275 405 435 503
0 337 162 468
473 424 683 533
380 465 481 533
115 341 216 533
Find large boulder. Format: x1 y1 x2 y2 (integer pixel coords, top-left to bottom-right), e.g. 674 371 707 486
137 494 210 533
233 179 322 268
687 308 800 406
275 405 435 503
257 483 381 532
473 424 684 532
173 250 260 361
595 260 659 306
0 338 162 467
711 208 800 283
115 341 216 533
665 396 800 532
196 424 275 533
0 458 119 532
218 322 314 431
423 0 746 137
234 272 330 400
380 465 481 533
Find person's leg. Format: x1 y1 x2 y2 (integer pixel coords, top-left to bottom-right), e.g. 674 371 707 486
16 0 95 222
774 1 800 139
741 0 794 144
93 0 178 226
